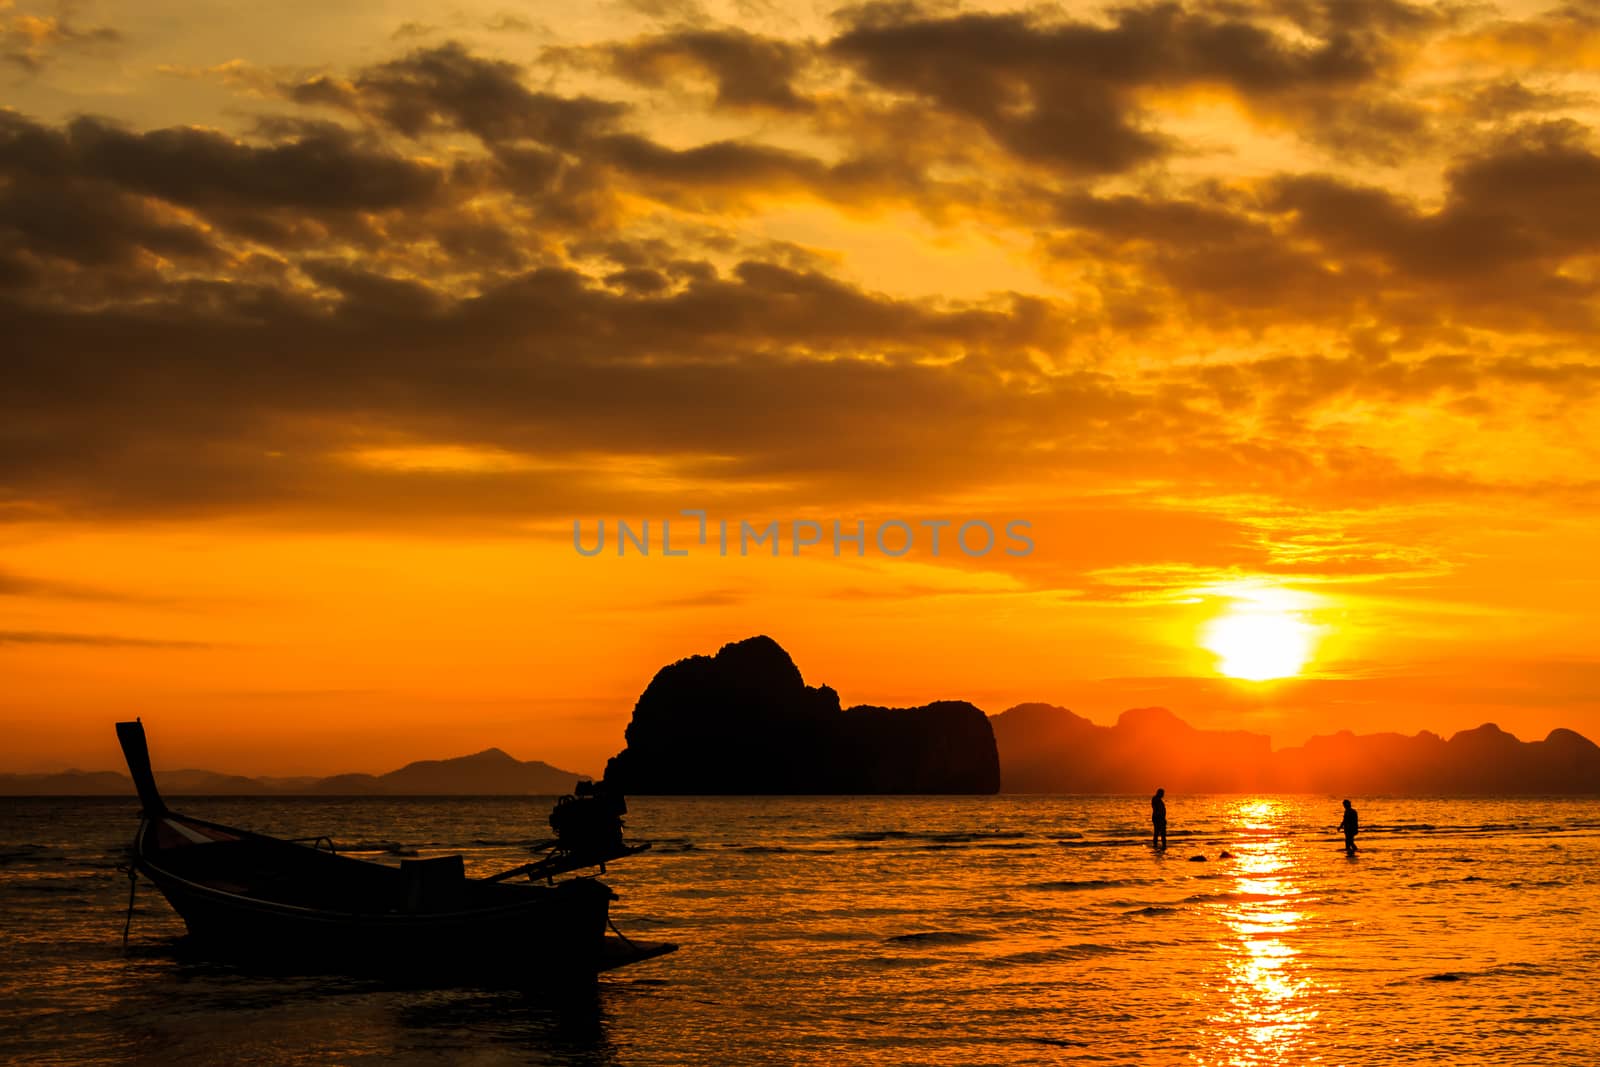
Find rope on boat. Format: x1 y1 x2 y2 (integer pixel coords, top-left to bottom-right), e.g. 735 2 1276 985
607 915 640 950
288 835 337 852
121 863 137 944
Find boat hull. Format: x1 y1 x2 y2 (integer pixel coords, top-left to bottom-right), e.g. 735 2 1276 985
114 720 676 979
140 861 606 968
131 817 667 977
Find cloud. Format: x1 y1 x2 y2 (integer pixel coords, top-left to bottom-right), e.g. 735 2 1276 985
825 0 1443 171
1239 122 1600 330
0 110 452 276
156 59 289 98
5 239 1596 534
0 568 164 603
0 260 1113 522
591 28 817 112
287 43 625 148
1446 4 1600 70
0 23 1597 545
1051 190 1366 320
1451 78 1590 121
0 630 211 648
2 5 118 73
59 117 444 215
1033 118 1600 334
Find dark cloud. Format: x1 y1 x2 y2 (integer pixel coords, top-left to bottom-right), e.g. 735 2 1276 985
592 133 826 191
1456 79 1589 121
1048 190 1371 325
2 22 1598 532
825 1 1430 173
391 21 436 42
59 117 445 214
288 43 625 148
1446 121 1600 245
599 28 815 112
1037 118 1600 333
1244 122 1600 329
4 238 1593 531
605 266 672 294
828 9 1164 175
0 172 217 270
0 110 449 274
0 255 1171 524
284 42 965 221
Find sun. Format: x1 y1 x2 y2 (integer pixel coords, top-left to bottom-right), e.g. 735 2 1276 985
1203 608 1316 681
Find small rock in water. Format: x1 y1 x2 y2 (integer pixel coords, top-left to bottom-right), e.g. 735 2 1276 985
1188 854 1207 862
1218 850 1233 860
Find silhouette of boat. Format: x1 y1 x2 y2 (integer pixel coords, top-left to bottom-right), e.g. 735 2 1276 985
116 720 676 976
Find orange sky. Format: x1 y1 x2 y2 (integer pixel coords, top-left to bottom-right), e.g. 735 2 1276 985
3 0 1600 777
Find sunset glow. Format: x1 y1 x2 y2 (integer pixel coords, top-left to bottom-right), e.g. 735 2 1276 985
1204 608 1319 682
5 5 1600 1066
3 0 1600 775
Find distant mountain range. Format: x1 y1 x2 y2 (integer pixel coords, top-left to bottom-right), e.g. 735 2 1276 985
990 704 1600 794
0 748 590 797
7 642 1598 796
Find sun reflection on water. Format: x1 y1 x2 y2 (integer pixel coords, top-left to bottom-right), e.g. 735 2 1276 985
1196 799 1323 1066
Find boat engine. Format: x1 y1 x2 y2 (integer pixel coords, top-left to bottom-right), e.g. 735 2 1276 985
549 780 627 858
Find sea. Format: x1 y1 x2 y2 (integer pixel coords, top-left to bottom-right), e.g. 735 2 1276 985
1 794 1597 1066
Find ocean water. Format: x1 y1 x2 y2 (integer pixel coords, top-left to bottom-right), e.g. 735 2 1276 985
1 794 1597 1066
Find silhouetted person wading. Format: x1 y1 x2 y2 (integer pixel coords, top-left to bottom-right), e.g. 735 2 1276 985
1152 788 1168 849
1340 799 1359 853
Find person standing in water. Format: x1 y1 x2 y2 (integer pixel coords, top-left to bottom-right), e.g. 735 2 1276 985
1151 788 1168 850
1339 799 1360 853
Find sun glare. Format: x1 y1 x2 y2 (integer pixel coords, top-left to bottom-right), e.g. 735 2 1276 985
1203 606 1317 681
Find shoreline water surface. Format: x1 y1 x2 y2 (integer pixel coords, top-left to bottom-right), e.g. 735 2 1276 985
3 794 1596 1065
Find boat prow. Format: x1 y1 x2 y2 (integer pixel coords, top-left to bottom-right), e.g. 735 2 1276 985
597 935 678 973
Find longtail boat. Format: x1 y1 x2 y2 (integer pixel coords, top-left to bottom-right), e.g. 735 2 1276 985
116 719 675 976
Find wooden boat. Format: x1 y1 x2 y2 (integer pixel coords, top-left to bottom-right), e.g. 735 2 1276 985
116 720 676 976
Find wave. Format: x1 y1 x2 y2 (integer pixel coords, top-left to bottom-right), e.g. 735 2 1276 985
0 844 65 866
2 875 98 898
1418 962 1556 983
833 830 916 842
884 930 991 946
994 942 1126 965
1023 878 1148 892
1181 889 1294 905
923 830 1034 843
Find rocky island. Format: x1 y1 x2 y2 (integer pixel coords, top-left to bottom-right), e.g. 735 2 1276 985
603 635 1000 794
